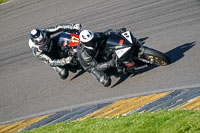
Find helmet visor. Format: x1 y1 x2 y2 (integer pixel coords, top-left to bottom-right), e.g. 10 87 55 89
35 33 47 45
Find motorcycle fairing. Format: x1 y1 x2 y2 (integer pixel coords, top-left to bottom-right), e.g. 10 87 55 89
58 32 71 49
105 32 132 50
69 33 80 47
57 32 80 58
115 47 131 58
121 31 133 44
58 32 80 49
104 32 134 60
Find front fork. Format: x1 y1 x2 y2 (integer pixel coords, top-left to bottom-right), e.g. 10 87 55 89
121 45 152 72
136 45 154 64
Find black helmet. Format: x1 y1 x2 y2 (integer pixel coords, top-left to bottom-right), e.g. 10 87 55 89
29 29 50 47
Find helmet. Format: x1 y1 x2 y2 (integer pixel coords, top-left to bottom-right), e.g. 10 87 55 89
80 30 96 49
29 29 50 47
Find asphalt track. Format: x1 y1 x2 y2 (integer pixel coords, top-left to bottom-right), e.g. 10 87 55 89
0 0 200 124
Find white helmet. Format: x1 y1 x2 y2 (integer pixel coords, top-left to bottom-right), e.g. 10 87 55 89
80 30 97 50
80 30 94 43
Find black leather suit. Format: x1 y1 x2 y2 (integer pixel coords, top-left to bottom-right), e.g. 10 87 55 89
78 32 116 87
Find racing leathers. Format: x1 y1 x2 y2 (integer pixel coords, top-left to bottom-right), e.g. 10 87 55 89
29 23 82 79
78 32 117 87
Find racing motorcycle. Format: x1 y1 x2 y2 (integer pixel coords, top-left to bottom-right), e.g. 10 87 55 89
56 30 170 76
101 30 170 75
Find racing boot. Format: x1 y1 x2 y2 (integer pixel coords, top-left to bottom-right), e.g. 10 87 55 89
91 68 111 87
53 67 69 80
101 76 111 87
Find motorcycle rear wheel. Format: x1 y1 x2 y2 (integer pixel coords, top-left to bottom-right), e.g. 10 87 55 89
143 47 170 66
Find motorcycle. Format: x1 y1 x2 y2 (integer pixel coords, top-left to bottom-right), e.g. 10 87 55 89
101 30 170 76
56 30 170 77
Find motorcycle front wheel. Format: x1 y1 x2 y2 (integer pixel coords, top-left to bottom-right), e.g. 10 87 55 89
143 47 170 66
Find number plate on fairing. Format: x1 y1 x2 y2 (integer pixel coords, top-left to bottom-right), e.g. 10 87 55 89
69 33 80 47
122 31 133 43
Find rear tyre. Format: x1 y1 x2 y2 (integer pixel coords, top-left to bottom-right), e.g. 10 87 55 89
143 47 170 66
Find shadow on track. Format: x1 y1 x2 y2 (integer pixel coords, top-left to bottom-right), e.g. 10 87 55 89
70 69 85 81
111 41 196 88
165 42 196 64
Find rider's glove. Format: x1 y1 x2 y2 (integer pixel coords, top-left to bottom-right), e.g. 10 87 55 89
72 24 82 30
48 57 72 66
62 57 72 64
109 55 118 67
68 50 74 56
71 57 78 65
109 59 117 67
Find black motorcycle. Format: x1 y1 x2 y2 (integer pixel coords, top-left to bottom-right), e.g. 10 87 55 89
101 30 170 75
57 30 170 77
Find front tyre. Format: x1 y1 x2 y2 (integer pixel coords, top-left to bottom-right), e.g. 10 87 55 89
143 47 170 66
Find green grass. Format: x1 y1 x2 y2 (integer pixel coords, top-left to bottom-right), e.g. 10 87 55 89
22 110 200 133
0 0 9 4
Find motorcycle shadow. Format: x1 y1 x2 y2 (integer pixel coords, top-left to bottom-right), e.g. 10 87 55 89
111 41 196 88
70 69 85 81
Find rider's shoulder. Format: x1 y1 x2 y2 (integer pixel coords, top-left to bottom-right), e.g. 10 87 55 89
28 39 42 52
28 39 36 49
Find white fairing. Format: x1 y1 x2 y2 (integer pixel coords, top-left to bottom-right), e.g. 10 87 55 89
122 31 133 43
115 47 131 58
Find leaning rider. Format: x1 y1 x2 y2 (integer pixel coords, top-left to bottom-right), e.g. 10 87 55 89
78 28 126 87
29 23 82 79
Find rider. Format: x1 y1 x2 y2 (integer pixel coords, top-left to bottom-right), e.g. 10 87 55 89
78 28 126 87
29 23 82 79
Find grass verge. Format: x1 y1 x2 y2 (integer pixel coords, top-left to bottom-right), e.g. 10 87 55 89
22 110 200 133
0 0 9 4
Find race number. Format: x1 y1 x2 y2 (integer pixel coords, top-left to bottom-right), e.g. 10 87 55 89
122 31 133 43
69 34 80 47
